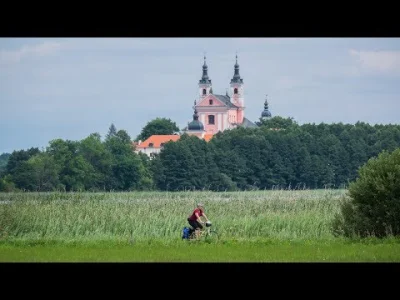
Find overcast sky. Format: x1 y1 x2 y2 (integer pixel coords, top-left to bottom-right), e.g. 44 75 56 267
1 38 400 154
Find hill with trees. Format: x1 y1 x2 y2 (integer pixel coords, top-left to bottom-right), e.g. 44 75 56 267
1 117 399 192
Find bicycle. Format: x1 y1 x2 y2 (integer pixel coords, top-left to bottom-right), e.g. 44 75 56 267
188 221 219 242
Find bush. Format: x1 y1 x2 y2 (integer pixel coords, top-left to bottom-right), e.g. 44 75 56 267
332 147 400 238
0 175 16 192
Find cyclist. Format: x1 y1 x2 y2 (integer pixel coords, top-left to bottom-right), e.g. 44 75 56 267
187 202 209 239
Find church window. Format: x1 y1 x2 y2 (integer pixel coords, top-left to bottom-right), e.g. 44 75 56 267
234 88 238 94
208 115 215 124
209 99 213 105
203 89 206 95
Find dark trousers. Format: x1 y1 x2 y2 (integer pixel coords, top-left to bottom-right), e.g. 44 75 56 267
188 218 203 234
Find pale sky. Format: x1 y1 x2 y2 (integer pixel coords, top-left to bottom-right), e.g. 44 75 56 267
1 38 400 154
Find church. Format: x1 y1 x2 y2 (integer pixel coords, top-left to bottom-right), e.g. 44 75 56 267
183 55 259 138
135 55 272 157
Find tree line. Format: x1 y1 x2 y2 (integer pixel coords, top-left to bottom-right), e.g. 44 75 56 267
1 117 400 192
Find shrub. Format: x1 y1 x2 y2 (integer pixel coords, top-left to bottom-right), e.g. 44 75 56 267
0 175 16 192
332 148 400 238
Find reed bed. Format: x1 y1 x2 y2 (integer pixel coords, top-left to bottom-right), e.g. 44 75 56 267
0 189 347 243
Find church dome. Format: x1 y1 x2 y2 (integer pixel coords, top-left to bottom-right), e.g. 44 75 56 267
188 120 204 131
187 104 204 131
261 110 271 118
261 96 272 118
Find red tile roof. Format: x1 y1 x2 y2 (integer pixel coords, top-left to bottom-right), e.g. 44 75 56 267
135 133 215 149
203 133 213 142
136 135 180 148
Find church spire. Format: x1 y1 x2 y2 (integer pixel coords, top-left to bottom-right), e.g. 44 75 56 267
230 52 243 84
264 97 269 110
187 99 204 131
193 107 199 121
192 99 199 121
261 94 272 119
199 53 211 84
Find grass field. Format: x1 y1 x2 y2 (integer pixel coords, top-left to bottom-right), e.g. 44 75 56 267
1 239 400 262
1 189 399 262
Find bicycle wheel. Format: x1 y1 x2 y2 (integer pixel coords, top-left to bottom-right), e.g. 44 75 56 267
205 230 219 242
189 230 200 241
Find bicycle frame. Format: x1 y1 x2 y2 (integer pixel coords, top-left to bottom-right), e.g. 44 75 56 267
189 225 218 241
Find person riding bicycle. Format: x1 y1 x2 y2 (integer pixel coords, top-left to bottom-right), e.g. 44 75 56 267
187 203 209 239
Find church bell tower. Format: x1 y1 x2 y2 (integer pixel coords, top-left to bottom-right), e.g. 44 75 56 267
198 54 212 99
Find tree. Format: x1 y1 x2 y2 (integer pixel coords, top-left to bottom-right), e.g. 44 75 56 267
47 139 94 191
256 116 297 130
136 118 179 142
0 175 15 192
106 123 117 140
79 133 113 191
10 160 36 191
136 152 154 190
6 148 40 175
116 130 132 144
0 153 11 177
104 129 145 191
111 154 143 190
331 147 400 238
155 138 197 191
5 148 41 191
25 153 61 191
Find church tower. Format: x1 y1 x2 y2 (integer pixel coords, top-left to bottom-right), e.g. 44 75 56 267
230 54 244 123
261 95 272 121
198 55 212 99
185 100 205 138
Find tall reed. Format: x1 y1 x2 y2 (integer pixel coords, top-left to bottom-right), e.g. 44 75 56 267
0 189 347 242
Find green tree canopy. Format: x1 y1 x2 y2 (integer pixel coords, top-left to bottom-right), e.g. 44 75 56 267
256 116 298 129
136 118 180 142
332 147 400 238
106 123 117 140
0 153 11 176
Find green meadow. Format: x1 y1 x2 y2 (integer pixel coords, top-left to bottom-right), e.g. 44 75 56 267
1 189 399 262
